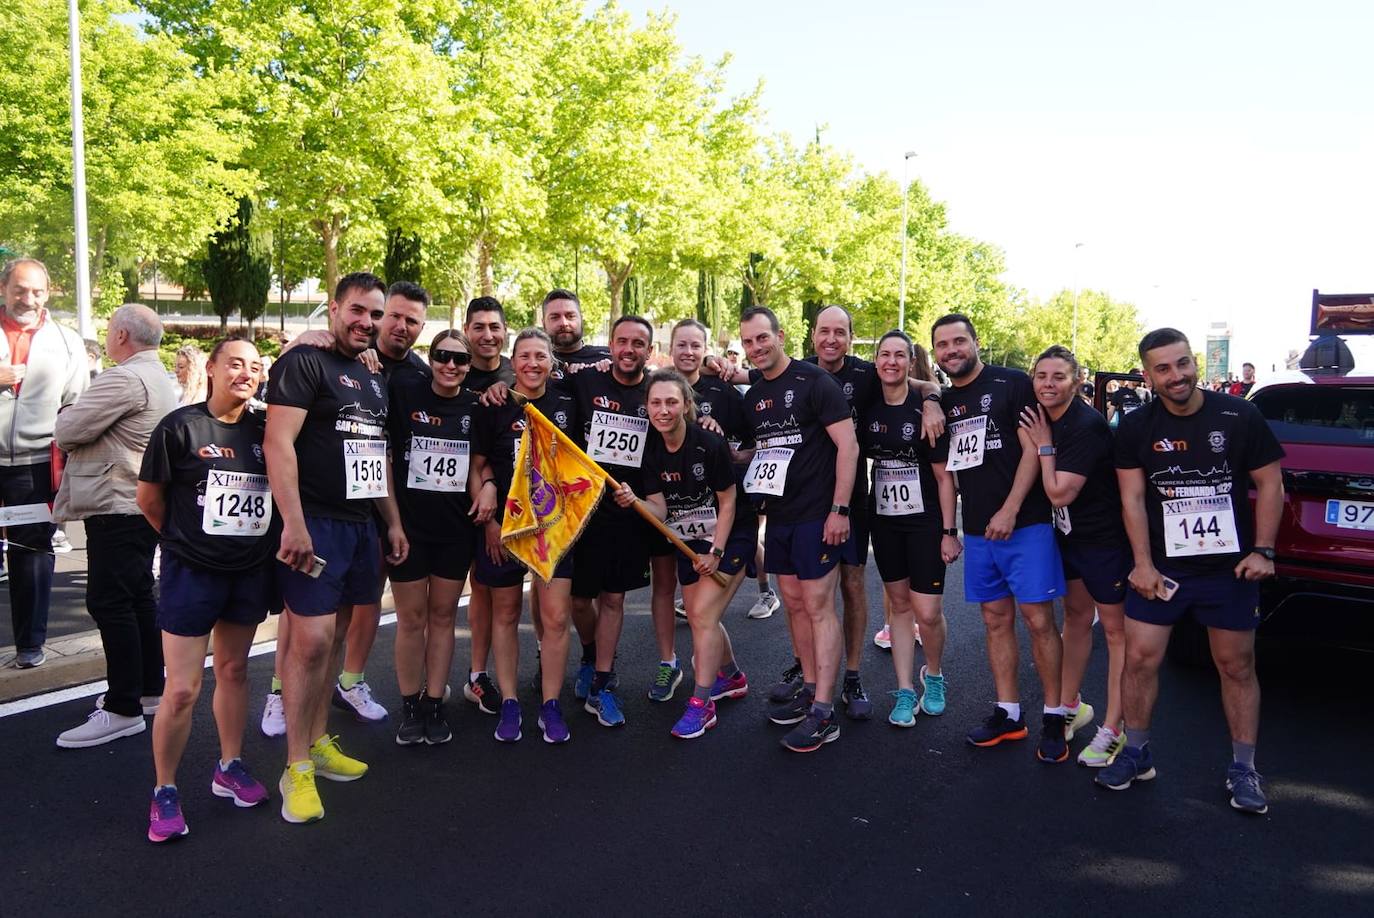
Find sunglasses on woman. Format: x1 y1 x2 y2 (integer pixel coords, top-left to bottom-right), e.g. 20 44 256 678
431 349 472 366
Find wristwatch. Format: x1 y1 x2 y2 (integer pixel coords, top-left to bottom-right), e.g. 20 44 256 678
923 392 942 404
1250 546 1276 561
942 528 958 537
1037 445 1056 457
831 504 851 517
710 546 725 559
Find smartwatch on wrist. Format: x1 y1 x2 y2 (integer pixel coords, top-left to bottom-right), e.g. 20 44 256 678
1037 445 1056 457
710 546 725 559
942 528 958 537
831 504 850 517
923 392 942 404
1250 546 1276 561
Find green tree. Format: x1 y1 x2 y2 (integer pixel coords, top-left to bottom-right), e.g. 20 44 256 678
383 229 422 287
204 197 273 332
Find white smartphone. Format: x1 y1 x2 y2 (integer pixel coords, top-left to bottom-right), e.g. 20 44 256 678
306 555 327 579
1159 577 1179 601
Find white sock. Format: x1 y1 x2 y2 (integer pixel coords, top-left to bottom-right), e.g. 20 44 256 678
661 656 678 669
997 701 1021 721
469 671 484 683
1044 704 1068 716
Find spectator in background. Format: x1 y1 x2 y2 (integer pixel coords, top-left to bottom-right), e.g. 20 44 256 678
174 343 208 406
0 258 89 668
54 304 176 748
1230 363 1256 398
1077 366 1095 403
85 339 103 377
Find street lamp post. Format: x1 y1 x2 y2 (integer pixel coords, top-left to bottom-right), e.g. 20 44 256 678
897 151 917 333
1071 241 1085 354
67 0 93 340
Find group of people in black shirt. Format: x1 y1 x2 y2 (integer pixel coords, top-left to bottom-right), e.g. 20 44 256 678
138 275 1285 842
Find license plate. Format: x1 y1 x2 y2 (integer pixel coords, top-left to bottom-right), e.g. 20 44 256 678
1325 498 1374 531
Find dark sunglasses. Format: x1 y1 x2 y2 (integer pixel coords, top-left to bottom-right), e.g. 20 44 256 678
431 349 472 366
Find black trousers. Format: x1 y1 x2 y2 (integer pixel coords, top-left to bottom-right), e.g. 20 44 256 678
85 514 163 717
0 462 56 650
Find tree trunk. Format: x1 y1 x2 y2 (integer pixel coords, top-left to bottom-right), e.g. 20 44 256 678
319 215 341 298
476 236 495 297
802 299 822 357
604 260 633 330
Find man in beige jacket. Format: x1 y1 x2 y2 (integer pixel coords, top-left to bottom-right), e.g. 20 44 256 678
54 304 176 748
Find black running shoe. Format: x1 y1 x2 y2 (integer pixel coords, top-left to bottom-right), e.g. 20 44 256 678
396 696 425 746
780 713 840 752
841 676 873 721
966 705 1030 747
464 674 501 715
1036 712 1068 763
423 697 452 745
767 661 805 704
767 686 814 725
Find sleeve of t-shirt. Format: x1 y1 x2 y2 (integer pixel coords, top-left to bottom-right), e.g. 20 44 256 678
707 435 734 493
265 347 322 409
1055 417 1106 478
138 414 177 483
812 373 853 427
928 429 951 465
642 440 665 497
1240 401 1285 470
1010 371 1038 415
1113 414 1144 469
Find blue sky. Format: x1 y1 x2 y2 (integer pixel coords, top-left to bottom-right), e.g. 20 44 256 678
616 0 1374 372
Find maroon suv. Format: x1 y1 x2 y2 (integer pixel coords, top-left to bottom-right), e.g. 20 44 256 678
1247 371 1374 650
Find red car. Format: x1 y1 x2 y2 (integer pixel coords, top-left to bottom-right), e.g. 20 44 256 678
1246 369 1374 651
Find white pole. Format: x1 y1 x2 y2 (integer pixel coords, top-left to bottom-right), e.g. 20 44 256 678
67 0 93 340
1071 241 1084 354
897 151 916 332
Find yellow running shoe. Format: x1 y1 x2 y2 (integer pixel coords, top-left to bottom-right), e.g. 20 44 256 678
279 762 324 824
1077 724 1126 767
1064 699 1095 742
310 734 368 782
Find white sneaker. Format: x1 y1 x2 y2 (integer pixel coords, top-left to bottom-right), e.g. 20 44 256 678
913 621 923 647
673 598 688 620
747 590 779 620
56 708 147 748
261 692 286 737
333 681 387 722
51 530 73 553
873 625 892 650
96 693 162 716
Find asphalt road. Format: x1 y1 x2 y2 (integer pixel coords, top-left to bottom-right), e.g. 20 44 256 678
0 521 92 649
3 561 1371 917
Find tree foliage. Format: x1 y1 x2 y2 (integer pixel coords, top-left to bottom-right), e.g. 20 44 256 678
204 197 273 332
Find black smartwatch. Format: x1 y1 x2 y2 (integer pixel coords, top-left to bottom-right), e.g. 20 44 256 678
942 528 958 537
923 392 942 404
1250 546 1276 561
831 504 850 517
710 546 725 559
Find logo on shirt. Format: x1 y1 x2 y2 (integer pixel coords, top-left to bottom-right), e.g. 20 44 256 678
411 411 442 427
784 390 795 408
699 402 713 415
338 375 361 390
637 405 647 417
755 398 774 412
949 404 967 418
370 379 384 400
868 421 887 433
1208 430 1226 453
692 463 706 480
1153 438 1188 452
979 394 992 412
197 444 236 459
252 444 263 462
461 416 471 434
593 395 621 412
901 422 915 441
554 411 569 428
842 382 854 398
661 471 682 482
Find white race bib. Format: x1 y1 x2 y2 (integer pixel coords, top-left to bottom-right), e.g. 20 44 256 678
667 506 718 541
344 439 388 499
202 470 272 537
1053 505 1072 536
587 411 648 468
1163 495 1239 557
946 415 988 472
874 463 924 516
407 436 469 493
745 447 793 497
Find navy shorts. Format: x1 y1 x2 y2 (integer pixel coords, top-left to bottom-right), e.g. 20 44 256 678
764 517 849 581
390 534 474 584
279 515 384 616
870 523 946 594
963 522 1065 605
677 531 757 586
1060 539 1131 605
572 518 650 598
473 539 572 588
1125 572 1261 631
840 507 870 567
158 551 273 637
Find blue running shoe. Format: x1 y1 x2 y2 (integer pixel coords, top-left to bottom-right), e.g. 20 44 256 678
709 671 749 701
671 697 717 739
494 699 522 743
647 662 683 702
574 662 594 700
1226 763 1268 814
918 665 946 716
584 689 626 727
888 688 917 727
1096 744 1156 791
538 700 570 744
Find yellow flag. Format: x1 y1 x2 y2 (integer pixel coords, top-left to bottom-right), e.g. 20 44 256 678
500 404 608 582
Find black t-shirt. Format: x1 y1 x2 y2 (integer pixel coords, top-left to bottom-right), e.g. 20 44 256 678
858 390 949 532
139 404 277 572
549 344 611 391
691 374 752 449
1109 385 1146 416
472 389 580 522
379 348 430 388
1114 389 1284 577
386 377 482 542
742 359 853 525
570 368 651 522
643 424 751 541
266 345 390 523
1049 397 1126 545
940 364 1052 536
466 356 515 394
805 355 878 507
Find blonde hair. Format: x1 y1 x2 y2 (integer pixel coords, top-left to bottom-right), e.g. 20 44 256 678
176 343 208 405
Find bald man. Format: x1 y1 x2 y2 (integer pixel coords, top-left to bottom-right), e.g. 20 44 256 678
55 304 177 748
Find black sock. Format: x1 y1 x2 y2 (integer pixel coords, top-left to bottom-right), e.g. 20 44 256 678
581 642 597 665
404 691 421 706
424 694 443 705
591 670 612 694
844 669 860 682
